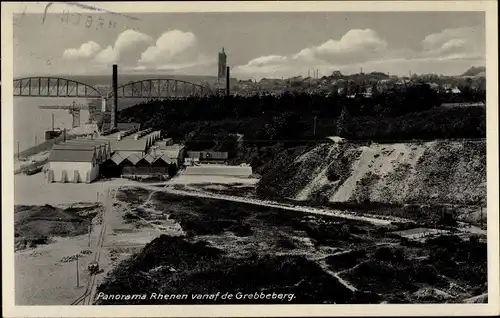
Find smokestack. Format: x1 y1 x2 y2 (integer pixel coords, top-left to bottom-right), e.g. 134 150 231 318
112 64 118 129
226 66 230 96
51 113 54 131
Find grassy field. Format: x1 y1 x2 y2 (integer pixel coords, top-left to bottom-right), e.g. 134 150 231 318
95 187 487 304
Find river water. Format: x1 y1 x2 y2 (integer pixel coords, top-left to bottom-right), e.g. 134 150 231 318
13 97 90 153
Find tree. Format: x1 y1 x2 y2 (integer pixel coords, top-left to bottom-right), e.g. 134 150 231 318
336 107 350 137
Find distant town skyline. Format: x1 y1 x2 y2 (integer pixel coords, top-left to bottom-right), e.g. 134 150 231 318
13 10 485 80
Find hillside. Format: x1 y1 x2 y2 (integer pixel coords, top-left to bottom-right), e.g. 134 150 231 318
257 140 486 222
462 66 486 77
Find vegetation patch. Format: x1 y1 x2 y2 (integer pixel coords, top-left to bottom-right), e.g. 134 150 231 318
95 236 380 304
14 204 99 250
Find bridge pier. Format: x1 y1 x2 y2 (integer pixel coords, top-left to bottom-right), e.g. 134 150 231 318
101 97 107 112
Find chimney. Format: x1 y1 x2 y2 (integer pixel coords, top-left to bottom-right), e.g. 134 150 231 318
111 64 118 129
226 66 230 96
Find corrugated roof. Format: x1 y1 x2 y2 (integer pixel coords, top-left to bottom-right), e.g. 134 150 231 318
53 144 97 150
65 139 110 146
109 139 148 152
110 152 126 165
49 149 95 162
117 122 140 130
157 155 178 165
143 153 156 164
126 153 143 165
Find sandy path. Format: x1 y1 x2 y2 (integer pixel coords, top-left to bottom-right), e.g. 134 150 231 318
15 235 94 305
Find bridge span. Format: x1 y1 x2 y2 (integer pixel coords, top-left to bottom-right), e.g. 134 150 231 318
13 77 212 100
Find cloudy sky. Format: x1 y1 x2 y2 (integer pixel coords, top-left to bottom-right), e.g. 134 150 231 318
13 11 485 79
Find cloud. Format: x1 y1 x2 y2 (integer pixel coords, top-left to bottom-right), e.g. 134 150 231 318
421 26 485 60
138 30 200 66
294 29 388 63
62 41 101 60
60 29 212 74
233 26 485 79
94 30 153 65
233 28 390 78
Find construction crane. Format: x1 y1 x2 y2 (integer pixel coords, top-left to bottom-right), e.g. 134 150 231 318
39 101 87 128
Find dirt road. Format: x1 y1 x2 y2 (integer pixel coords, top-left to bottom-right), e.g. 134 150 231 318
70 189 110 305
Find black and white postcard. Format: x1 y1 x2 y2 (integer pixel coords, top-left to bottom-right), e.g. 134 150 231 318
2 1 498 317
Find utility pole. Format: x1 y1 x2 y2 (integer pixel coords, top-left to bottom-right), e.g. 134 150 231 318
17 141 20 160
226 66 230 96
313 116 317 137
88 224 91 248
76 254 80 288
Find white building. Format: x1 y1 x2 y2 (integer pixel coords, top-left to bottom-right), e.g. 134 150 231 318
46 140 111 183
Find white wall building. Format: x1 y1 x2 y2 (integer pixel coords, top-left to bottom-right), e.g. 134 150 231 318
46 140 110 183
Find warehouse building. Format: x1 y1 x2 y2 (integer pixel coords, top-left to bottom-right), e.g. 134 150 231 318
46 126 186 182
46 139 111 183
186 151 229 164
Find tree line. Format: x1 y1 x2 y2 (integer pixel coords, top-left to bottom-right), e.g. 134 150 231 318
118 83 486 153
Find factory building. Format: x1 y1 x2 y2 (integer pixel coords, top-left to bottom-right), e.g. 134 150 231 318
46 125 186 182
186 151 229 164
46 139 111 183
151 143 186 168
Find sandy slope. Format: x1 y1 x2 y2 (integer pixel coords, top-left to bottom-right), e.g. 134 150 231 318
261 140 486 206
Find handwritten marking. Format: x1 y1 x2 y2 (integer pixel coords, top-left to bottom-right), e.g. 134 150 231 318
42 1 139 26
14 5 27 26
42 2 54 24
85 15 93 28
96 17 105 30
64 2 140 21
74 12 82 25
53 10 135 32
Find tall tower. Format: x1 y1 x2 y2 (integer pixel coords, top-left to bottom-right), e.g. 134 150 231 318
218 47 227 81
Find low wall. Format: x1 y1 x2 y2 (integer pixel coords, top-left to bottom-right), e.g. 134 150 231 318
184 165 253 177
15 134 76 159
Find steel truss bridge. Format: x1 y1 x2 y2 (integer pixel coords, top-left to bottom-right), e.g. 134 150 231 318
13 77 212 99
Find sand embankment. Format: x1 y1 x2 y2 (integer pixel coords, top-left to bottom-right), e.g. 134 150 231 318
258 140 486 208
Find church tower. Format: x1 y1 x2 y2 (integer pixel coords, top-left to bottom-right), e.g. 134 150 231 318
218 47 227 81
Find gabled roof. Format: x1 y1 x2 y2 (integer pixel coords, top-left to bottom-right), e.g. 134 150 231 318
143 153 156 164
49 149 95 162
126 153 143 165
110 152 126 165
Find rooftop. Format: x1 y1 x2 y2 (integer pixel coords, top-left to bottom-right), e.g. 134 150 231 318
49 149 95 162
97 129 161 152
